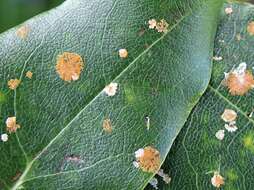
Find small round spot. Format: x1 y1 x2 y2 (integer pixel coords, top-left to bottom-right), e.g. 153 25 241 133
119 49 128 58
103 118 112 133
221 109 237 122
16 25 29 39
6 117 20 133
103 83 118 96
211 172 224 188
26 71 33 79
1 134 8 142
56 52 84 82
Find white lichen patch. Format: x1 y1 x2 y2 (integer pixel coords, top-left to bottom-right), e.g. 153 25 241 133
213 56 223 61
1 134 8 142
247 21 254 36
211 172 224 188
157 169 171 184
145 116 150 130
26 71 33 79
16 25 29 39
215 129 225 140
148 19 157 29
56 52 84 82
6 117 20 133
102 118 113 133
103 82 118 96
118 49 128 58
224 122 238 133
134 146 160 173
221 109 237 122
8 79 20 90
149 177 158 189
225 7 233 15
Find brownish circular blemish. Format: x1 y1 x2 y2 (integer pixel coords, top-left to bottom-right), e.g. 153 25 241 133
56 52 84 82
247 21 254 36
16 25 29 39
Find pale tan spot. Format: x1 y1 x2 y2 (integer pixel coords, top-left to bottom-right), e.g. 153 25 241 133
211 172 224 188
8 79 20 90
16 25 29 39
103 118 112 133
134 146 160 173
247 21 254 36
6 117 21 133
236 34 242 41
157 169 171 184
56 52 84 82
119 49 128 58
26 71 33 79
148 19 157 29
223 63 254 95
103 82 118 96
156 19 169 33
221 109 237 122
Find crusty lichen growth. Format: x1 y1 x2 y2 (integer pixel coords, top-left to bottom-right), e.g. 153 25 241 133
103 118 112 133
56 52 84 82
26 71 33 79
134 146 161 173
8 79 20 90
16 25 29 39
6 117 21 133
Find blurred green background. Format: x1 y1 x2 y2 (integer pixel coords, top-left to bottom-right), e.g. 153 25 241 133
0 0 64 33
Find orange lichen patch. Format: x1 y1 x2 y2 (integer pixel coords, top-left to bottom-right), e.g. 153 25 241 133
118 49 128 58
16 25 29 39
221 109 237 122
223 63 254 96
103 118 112 133
25 71 33 79
8 79 20 90
247 21 254 36
56 52 84 82
211 172 224 188
6 117 21 133
156 19 169 33
134 146 160 173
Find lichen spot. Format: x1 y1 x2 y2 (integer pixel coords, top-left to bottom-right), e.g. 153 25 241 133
16 25 29 39
103 118 112 133
156 19 169 33
134 146 160 173
1 134 8 142
223 62 254 96
56 52 84 82
225 7 233 15
215 129 225 140
26 71 33 79
103 82 118 96
221 109 237 122
8 79 20 90
148 19 157 29
6 117 21 133
119 49 128 58
211 172 224 188
247 21 254 36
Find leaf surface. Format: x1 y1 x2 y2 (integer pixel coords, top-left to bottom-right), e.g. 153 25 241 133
0 0 222 189
154 2 254 190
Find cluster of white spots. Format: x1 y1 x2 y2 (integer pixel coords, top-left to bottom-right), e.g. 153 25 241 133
103 82 118 96
221 108 238 134
213 56 223 61
211 172 224 188
1 134 8 142
148 19 169 33
157 169 171 184
118 49 128 58
215 129 225 140
225 7 233 15
149 177 158 189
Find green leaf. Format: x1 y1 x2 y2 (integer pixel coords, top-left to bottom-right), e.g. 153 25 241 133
0 0 222 189
155 2 254 190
